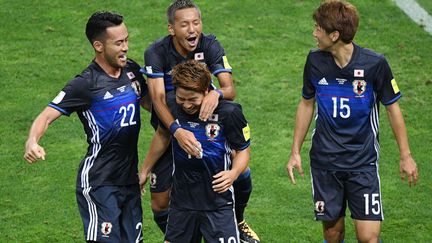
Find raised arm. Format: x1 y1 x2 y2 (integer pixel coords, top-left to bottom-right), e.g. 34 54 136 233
385 101 418 186
286 97 315 184
24 107 62 163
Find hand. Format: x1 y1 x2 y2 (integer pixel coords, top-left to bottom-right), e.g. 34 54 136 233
139 170 149 196
199 90 220 121
24 140 46 163
173 128 202 157
399 154 418 187
212 170 237 193
286 153 304 185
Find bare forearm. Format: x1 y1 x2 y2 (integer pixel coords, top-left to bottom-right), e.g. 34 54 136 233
27 107 60 144
386 102 411 158
231 147 250 178
141 127 170 174
216 72 235 100
291 98 315 155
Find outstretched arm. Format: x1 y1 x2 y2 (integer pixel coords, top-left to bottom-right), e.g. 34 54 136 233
199 72 235 121
24 107 62 163
386 101 418 186
286 97 315 184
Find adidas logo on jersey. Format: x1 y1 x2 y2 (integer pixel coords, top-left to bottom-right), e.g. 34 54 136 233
318 78 329 85
103 91 113 100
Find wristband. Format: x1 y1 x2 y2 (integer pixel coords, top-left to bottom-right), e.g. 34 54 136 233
169 121 181 134
215 89 223 100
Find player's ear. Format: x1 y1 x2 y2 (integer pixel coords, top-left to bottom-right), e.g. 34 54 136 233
330 30 340 42
93 40 103 53
168 24 175 36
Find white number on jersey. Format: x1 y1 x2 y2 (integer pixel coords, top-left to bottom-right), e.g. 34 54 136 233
119 104 137 127
219 237 237 243
332 97 350 119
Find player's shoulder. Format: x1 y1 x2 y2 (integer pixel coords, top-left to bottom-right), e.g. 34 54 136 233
356 44 386 63
307 48 331 63
201 33 221 47
126 58 141 72
216 100 243 115
145 35 171 54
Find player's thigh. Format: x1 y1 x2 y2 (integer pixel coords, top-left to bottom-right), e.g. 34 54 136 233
345 170 383 221
165 208 201 243
150 189 171 211
354 219 381 242
201 208 239 243
120 184 143 243
76 186 123 242
311 168 347 221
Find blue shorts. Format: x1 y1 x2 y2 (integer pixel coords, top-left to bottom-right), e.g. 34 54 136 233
76 184 143 242
311 168 384 221
165 207 239 243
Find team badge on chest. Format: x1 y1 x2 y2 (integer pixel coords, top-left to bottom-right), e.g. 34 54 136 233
205 123 220 140
352 80 367 96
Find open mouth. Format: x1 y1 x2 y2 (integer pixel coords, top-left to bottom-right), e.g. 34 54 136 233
186 36 197 46
119 54 127 61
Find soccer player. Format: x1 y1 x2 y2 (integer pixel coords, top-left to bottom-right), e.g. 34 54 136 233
140 60 250 242
286 1 419 242
141 0 259 242
23 11 149 242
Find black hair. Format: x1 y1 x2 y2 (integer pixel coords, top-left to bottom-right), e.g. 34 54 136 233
85 11 123 44
167 0 201 24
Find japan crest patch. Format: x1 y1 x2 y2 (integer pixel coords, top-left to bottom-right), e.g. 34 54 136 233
101 222 112 237
205 123 220 140
131 80 141 96
352 80 367 96
315 201 325 214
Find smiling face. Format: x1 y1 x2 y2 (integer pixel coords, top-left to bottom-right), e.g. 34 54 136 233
175 87 205 115
99 23 129 69
312 23 338 52
169 7 202 57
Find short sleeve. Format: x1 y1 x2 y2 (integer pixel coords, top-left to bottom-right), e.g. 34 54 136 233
142 45 165 78
48 77 91 116
375 57 401 106
205 36 232 76
302 53 315 99
224 104 250 151
128 59 148 97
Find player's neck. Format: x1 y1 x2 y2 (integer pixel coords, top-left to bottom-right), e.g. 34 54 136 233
172 38 189 58
95 56 122 78
330 42 354 69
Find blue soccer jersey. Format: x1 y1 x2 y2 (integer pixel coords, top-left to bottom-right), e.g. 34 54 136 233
167 97 250 211
302 43 401 171
142 33 232 92
49 59 147 187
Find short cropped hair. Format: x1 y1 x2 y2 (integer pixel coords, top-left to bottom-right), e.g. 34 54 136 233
171 60 211 94
85 11 123 44
313 0 359 43
167 0 201 24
